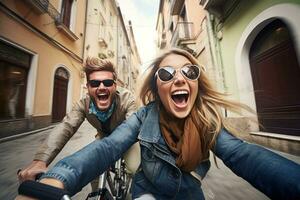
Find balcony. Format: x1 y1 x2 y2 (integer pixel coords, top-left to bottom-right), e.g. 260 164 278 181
170 0 185 15
98 38 108 48
24 0 49 14
157 31 167 49
199 0 241 22
171 22 194 47
24 0 79 40
107 50 115 58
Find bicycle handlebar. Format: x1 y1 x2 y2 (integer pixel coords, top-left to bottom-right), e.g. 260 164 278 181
18 180 71 200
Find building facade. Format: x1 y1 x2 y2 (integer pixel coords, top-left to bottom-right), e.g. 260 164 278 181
0 0 87 138
200 0 300 154
84 0 141 92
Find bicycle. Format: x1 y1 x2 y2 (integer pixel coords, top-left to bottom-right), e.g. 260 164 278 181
18 158 132 200
86 158 132 200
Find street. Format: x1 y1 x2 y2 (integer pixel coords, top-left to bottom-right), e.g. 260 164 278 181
1 120 299 199
0 120 95 200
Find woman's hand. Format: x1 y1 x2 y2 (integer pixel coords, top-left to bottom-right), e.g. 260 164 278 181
39 178 65 189
15 195 37 200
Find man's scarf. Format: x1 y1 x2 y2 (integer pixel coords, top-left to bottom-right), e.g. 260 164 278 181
89 100 116 122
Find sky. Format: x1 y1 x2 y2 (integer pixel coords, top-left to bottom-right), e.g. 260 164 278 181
117 0 160 71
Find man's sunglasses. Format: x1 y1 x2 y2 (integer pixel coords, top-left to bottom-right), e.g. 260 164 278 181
88 79 115 87
156 64 200 82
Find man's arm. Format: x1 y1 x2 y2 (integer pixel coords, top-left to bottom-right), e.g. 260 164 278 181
38 107 146 195
18 99 87 181
119 87 138 119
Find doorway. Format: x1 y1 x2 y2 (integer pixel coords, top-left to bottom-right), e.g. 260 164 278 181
51 67 69 122
249 19 300 136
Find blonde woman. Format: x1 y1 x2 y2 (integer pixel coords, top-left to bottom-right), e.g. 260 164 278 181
25 48 300 200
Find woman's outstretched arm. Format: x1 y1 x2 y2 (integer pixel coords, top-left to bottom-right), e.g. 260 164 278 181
214 129 300 200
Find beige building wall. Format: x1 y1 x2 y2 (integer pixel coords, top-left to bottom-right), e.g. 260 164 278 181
0 0 86 138
84 0 118 65
84 1 140 92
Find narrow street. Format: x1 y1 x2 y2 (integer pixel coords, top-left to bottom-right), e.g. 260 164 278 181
1 120 299 199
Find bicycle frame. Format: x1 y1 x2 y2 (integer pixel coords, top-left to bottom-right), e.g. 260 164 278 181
86 158 131 200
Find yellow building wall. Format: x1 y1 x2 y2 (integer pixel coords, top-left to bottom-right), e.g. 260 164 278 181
1 0 86 58
0 12 82 116
0 0 86 118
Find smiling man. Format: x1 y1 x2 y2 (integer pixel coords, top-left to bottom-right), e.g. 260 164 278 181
18 57 140 191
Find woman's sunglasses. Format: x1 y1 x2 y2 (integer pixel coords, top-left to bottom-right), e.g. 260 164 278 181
88 79 115 87
156 64 200 82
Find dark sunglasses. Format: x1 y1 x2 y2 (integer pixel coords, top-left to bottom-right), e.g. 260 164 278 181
156 64 200 82
88 79 115 87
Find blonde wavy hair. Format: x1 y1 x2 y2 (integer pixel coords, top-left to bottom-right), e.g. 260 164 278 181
139 48 254 152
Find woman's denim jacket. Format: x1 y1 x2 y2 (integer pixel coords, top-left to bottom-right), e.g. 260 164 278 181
42 103 300 200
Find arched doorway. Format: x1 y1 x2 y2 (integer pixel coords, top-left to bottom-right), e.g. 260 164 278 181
51 67 69 122
249 19 300 136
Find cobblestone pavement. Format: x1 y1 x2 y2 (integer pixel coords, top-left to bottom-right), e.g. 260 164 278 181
0 120 95 200
1 120 299 199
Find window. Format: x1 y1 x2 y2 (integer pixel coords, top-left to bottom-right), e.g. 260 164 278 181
99 16 106 39
101 0 106 12
61 0 74 28
110 12 113 25
0 41 31 120
180 5 187 21
169 22 174 32
57 0 78 40
109 33 113 42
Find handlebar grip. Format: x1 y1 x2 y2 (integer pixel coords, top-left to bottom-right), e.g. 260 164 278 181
18 180 71 200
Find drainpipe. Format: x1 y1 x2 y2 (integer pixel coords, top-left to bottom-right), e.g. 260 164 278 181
116 13 119 76
206 13 218 73
206 13 226 91
206 13 227 116
82 0 88 60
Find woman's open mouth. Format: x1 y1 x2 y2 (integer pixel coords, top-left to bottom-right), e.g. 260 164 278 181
171 90 189 108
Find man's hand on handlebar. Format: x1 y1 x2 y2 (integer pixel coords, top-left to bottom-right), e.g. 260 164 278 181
17 160 47 182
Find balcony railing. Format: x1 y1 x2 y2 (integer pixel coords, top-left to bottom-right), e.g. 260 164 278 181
157 31 167 49
199 0 241 22
24 0 49 14
24 0 60 22
171 22 194 46
24 0 79 40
